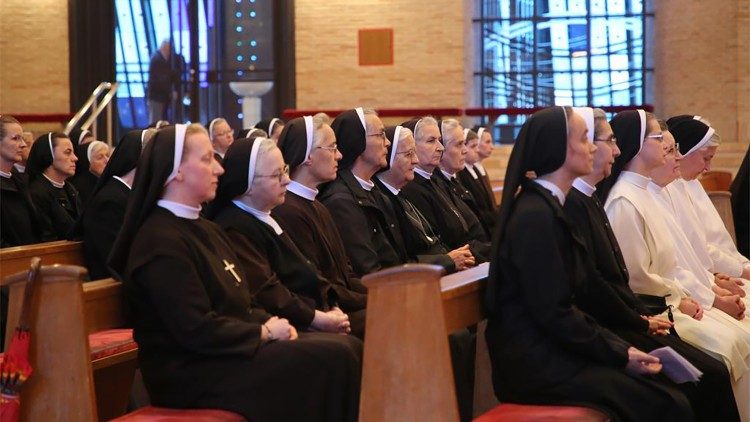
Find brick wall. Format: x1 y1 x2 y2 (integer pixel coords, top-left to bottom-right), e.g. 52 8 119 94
0 0 70 115
294 0 473 110
654 0 749 145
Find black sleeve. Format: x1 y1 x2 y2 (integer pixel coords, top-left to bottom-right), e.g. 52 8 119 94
83 198 123 278
323 194 382 276
134 255 264 356
509 207 629 367
227 230 316 329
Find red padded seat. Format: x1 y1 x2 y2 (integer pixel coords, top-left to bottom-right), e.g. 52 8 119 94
474 403 609 421
111 406 246 421
88 328 137 360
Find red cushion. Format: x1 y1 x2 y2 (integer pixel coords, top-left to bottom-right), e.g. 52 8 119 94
88 328 138 361
474 403 609 422
111 406 245 421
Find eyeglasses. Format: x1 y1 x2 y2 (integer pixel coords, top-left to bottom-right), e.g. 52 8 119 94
315 143 338 152
214 130 234 138
367 131 387 140
255 164 289 183
6 134 25 143
395 149 417 159
594 135 617 146
645 133 664 142
665 143 680 155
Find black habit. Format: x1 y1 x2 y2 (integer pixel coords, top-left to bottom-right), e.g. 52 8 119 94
432 169 491 239
318 170 408 276
400 170 490 262
373 177 456 272
68 142 99 206
457 166 496 233
83 178 129 279
213 203 332 329
28 177 81 240
272 190 368 310
1 171 49 247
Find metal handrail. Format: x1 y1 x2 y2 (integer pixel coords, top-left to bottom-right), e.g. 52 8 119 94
64 82 119 145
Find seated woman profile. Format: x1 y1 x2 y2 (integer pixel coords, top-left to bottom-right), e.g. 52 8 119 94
108 124 362 421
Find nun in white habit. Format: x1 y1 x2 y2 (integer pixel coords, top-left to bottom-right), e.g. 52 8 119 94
666 118 750 283
599 110 750 420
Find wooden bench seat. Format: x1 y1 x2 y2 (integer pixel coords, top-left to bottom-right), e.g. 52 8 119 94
359 263 608 422
0 240 86 281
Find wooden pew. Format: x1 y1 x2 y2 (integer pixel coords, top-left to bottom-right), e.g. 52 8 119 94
2 264 243 421
359 263 608 422
0 240 85 281
708 191 736 243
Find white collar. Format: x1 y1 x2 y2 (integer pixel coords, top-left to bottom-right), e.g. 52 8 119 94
533 179 566 205
233 199 283 235
13 163 25 173
287 180 318 201
42 173 65 188
353 174 374 191
620 171 651 190
474 162 487 176
376 175 400 195
414 167 433 180
572 178 596 197
464 164 478 179
157 199 201 220
113 175 132 190
0 169 11 178
440 168 456 180
213 149 225 159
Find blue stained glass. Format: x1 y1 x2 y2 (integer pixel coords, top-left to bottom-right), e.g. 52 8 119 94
476 0 653 143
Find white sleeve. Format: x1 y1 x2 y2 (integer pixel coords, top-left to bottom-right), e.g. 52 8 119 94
605 197 684 309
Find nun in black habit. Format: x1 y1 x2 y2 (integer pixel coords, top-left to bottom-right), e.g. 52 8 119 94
272 116 368 331
374 125 474 273
563 108 739 421
399 117 491 262
108 124 361 421
457 128 496 233
318 108 409 276
80 130 151 279
484 106 692 421
69 140 110 205
254 117 284 141
0 115 51 247
26 132 82 240
209 136 352 335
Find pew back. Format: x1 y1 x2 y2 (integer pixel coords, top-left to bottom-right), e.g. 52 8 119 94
0 240 85 282
708 191 736 244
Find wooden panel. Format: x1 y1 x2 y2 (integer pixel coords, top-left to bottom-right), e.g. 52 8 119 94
360 264 458 422
83 278 126 334
358 28 394 66
441 263 488 333
708 191 736 244
4 265 98 422
699 170 733 191
0 240 86 281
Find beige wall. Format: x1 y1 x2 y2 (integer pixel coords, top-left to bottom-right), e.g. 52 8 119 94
654 0 749 145
295 0 474 110
0 0 70 115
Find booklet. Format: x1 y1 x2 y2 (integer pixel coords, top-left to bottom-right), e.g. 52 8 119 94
648 346 703 384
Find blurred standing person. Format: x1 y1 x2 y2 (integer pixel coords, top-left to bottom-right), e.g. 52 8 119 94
147 40 175 124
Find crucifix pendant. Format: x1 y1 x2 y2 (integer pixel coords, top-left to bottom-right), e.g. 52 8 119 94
223 259 242 286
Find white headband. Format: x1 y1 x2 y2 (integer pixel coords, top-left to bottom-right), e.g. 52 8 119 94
572 107 595 143
268 118 280 135
78 130 90 145
477 127 486 142
245 137 265 195
463 128 470 139
389 125 403 166
686 126 716 156
208 118 221 139
164 124 187 186
140 129 148 145
47 133 54 160
303 115 314 159
636 109 647 150
355 107 366 131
